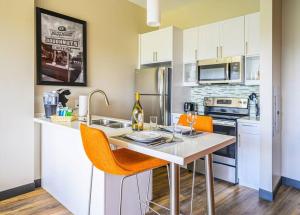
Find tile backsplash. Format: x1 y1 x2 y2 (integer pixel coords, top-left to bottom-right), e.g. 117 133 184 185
190 85 260 114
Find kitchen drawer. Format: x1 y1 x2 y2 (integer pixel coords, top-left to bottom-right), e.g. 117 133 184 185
238 123 260 135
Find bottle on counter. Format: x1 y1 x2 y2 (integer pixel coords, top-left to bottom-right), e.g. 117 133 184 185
131 92 144 131
56 102 63 116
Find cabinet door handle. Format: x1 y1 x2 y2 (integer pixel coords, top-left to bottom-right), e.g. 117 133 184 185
238 134 241 147
153 52 155 62
220 46 223 58
156 52 158 62
195 49 198 60
245 42 248 55
217 47 219 59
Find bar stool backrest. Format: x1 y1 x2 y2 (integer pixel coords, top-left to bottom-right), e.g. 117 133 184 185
80 124 132 175
178 114 213 133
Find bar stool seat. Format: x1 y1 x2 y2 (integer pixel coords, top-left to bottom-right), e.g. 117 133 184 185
114 148 168 173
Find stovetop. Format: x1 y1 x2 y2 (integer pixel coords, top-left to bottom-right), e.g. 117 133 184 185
203 97 250 127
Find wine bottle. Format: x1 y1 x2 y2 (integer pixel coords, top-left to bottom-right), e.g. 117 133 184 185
131 92 144 131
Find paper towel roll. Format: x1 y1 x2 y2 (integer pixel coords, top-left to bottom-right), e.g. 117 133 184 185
78 95 88 117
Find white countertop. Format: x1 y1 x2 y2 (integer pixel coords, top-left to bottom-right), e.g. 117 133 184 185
34 115 235 166
237 116 260 124
34 115 132 137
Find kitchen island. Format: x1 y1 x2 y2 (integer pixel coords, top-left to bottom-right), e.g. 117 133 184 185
34 116 152 215
34 115 235 215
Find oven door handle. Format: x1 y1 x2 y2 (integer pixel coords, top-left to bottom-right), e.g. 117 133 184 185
226 63 230 80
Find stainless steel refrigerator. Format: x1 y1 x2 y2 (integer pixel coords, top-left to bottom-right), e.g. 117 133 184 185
135 67 171 126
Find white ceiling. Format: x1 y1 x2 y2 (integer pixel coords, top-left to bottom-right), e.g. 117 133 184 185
128 0 199 12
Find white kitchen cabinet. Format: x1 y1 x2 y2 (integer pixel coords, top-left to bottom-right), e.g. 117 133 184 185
245 55 260 85
198 23 220 60
219 16 245 58
237 120 260 190
183 63 198 86
245 12 260 56
139 27 174 65
183 27 199 86
155 27 173 63
183 27 198 62
140 31 157 65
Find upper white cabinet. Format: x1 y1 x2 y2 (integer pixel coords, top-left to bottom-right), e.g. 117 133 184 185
140 31 157 65
197 16 245 60
183 27 199 86
155 27 173 63
183 27 198 62
198 23 220 60
245 12 260 56
139 27 174 65
219 16 245 58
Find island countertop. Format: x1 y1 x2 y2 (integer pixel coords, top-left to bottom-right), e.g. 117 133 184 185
34 115 235 166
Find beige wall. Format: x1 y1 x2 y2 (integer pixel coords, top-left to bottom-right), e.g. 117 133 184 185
35 0 151 119
0 0 35 191
160 0 260 29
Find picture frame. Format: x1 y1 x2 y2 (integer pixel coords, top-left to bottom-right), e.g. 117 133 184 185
36 8 87 86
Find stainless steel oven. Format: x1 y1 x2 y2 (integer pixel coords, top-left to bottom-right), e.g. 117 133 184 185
213 124 236 159
198 56 244 84
188 97 249 184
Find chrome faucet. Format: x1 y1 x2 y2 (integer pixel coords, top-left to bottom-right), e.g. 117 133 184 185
87 89 110 126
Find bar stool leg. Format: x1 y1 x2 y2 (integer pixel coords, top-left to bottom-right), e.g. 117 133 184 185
143 166 172 214
88 165 94 215
135 175 143 215
119 176 126 215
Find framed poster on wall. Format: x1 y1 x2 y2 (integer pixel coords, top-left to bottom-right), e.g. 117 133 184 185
36 8 87 86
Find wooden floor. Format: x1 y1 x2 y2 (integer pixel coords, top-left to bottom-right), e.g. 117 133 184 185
1 167 300 215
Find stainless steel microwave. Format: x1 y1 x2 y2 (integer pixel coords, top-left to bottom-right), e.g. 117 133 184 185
198 56 244 84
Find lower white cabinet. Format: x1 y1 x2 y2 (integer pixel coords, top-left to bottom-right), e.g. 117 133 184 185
237 120 260 190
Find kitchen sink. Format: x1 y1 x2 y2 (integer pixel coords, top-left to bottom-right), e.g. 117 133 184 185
92 119 119 126
92 119 131 129
107 122 131 129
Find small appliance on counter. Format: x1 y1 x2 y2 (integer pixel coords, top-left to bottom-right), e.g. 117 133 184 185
57 89 71 107
184 102 198 113
249 93 259 117
43 91 59 118
43 89 74 120
78 95 88 121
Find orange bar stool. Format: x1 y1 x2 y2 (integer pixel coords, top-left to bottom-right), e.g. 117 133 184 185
80 124 169 215
178 114 213 214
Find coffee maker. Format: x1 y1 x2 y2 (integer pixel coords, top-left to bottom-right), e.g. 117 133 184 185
184 102 198 113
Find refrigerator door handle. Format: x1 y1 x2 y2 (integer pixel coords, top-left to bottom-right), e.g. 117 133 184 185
159 95 164 125
157 68 164 95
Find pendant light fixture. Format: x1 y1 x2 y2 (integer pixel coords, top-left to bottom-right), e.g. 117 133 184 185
147 0 160 27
